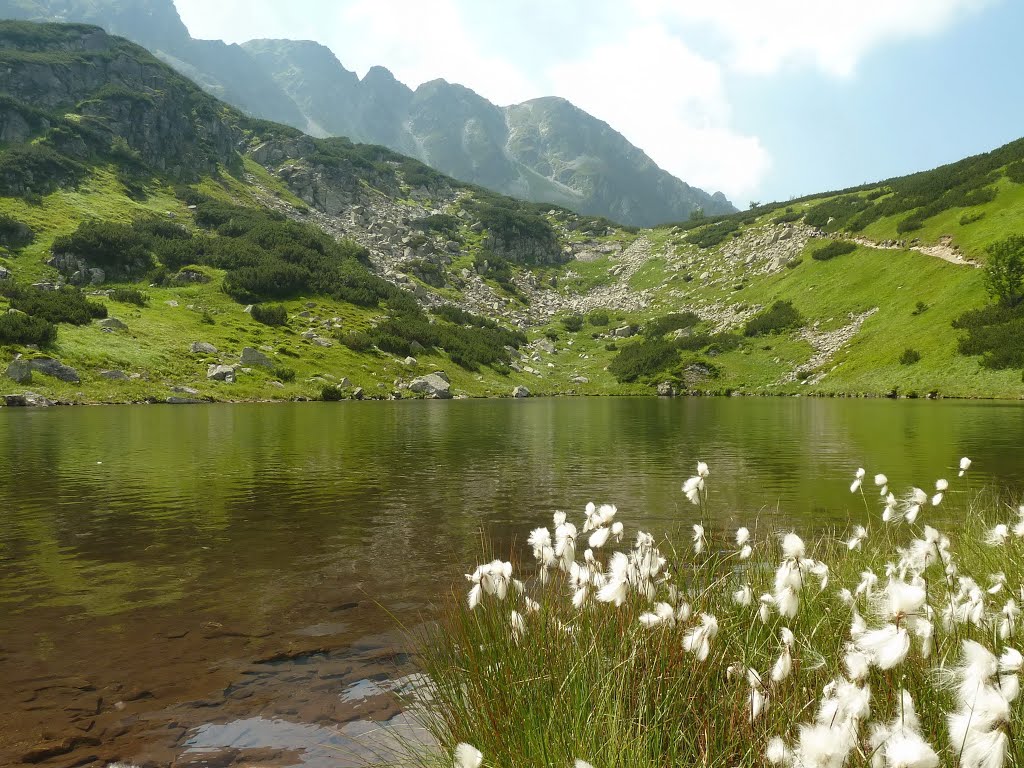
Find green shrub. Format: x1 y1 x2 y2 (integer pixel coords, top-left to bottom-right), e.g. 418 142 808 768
272 366 296 382
785 258 802 269
0 313 56 346
896 216 924 234
51 221 154 279
200 310 215 325
811 240 857 261
605 342 618 352
688 219 741 249
644 312 700 338
0 215 34 248
400 258 446 288
743 300 803 337
109 287 147 306
675 333 742 354
414 213 462 238
954 301 1024 369
251 304 288 326
959 211 986 226
335 330 374 352
773 211 803 224
2 285 107 325
899 347 921 365
561 314 584 332
608 339 678 383
1008 161 1024 184
983 235 1024 307
320 385 343 401
911 300 929 316
0 143 86 197
586 309 610 327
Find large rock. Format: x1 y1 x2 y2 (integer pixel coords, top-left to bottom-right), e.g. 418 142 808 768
99 370 129 381
207 364 236 383
657 382 675 397
240 347 273 368
190 341 217 354
512 385 531 398
4 392 53 407
29 357 79 383
97 317 128 331
408 373 452 399
5 356 32 384
614 326 635 338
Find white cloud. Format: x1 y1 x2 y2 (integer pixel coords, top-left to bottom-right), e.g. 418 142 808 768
643 0 994 77
171 0 996 201
546 25 770 201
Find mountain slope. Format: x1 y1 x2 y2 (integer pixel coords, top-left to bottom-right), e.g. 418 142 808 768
0 21 1021 415
0 0 735 226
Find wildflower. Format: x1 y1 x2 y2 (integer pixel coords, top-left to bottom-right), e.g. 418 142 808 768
697 461 710 478
1013 507 1024 538
931 492 943 507
759 593 775 624
959 456 972 477
875 473 888 493
847 526 868 551
740 544 753 560
639 602 677 629
588 526 611 549
575 762 595 768
766 736 793 766
782 532 805 559
988 572 1007 595
772 628 795 682
1000 600 1019 640
595 552 629 606
733 584 754 607
844 646 871 682
947 641 1012 768
747 668 768 722
855 570 879 598
857 624 910 670
509 611 526 642
465 560 513 608
610 521 624 543
682 613 718 662
454 743 483 768
868 691 938 768
851 468 865 493
692 524 707 554
736 526 750 546
555 521 578 570
935 478 948 492
986 524 1009 546
883 493 896 522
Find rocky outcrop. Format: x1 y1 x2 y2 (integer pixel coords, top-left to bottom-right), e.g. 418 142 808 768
408 372 451 399
240 347 273 368
206 364 235 383
512 385 530 398
29 357 79 383
190 342 217 354
5 356 32 384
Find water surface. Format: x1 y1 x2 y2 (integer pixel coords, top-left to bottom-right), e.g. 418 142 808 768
1 398 1022 766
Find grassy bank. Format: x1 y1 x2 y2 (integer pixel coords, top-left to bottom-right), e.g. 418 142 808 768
406 459 1024 768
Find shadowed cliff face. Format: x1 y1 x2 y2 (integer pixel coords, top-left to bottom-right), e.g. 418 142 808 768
0 0 735 226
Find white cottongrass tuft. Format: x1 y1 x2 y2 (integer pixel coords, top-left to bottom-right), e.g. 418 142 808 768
692 524 707 554
682 613 718 662
856 624 910 670
986 524 1009 546
453 743 483 768
959 456 972 477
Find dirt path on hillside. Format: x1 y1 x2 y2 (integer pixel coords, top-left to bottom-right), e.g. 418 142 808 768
848 234 981 268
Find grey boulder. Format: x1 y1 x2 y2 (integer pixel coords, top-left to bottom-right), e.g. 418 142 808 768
29 357 80 383
408 373 452 399
240 347 273 368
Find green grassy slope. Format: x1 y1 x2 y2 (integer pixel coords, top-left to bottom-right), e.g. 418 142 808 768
0 21 1022 403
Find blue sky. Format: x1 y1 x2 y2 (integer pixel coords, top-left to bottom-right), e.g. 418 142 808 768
173 0 1024 206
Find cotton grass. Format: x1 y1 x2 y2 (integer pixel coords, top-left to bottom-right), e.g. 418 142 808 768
408 457 1024 768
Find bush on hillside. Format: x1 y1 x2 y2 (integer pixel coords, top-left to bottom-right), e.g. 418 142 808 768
1008 161 1024 184
336 330 374 352
811 240 857 261
320 384 343 401
0 312 57 346
644 312 701 338
899 347 921 365
688 219 741 249
675 333 742 354
608 338 678 383
251 304 288 326
983 235 1024 307
952 299 1024 369
51 221 153 279
744 300 803 337
109 287 147 306
1 284 107 325
0 143 87 198
586 309 610 327
0 215 34 249
561 314 584 332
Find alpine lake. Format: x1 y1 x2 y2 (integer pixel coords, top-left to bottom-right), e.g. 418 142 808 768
2 397 1023 767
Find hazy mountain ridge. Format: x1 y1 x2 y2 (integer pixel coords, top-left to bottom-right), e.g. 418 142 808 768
0 0 735 226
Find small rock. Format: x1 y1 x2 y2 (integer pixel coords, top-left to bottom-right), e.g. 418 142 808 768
99 370 129 381
338 377 352 389
0 266 11 280
166 300 179 308
207 364 235 383
614 326 634 338
512 385 531 398
404 356 417 366
570 375 590 384
312 337 333 347
352 387 364 400
656 382 675 397
166 397 203 405
240 347 274 368
190 341 217 354
5 356 32 384
172 386 200 395
409 340 425 354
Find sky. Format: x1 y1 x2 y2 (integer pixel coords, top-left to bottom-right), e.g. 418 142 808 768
172 0 1024 206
